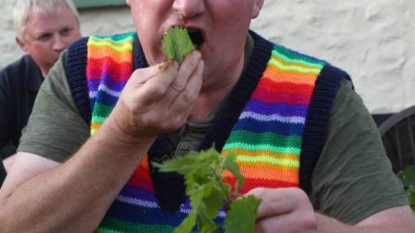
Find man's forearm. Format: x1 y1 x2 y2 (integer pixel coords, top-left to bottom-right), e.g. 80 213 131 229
316 212 415 233
0 116 154 233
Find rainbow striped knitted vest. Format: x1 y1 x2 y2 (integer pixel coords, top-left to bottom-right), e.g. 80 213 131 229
66 31 348 233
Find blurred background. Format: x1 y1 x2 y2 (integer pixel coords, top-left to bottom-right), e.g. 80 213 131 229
1 0 414 116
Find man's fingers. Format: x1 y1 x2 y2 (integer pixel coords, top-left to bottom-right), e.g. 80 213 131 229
129 61 169 83
127 60 178 105
254 212 316 233
186 59 204 96
168 58 204 113
255 212 297 233
164 50 203 109
247 188 316 233
113 50 202 135
170 50 202 93
247 188 303 220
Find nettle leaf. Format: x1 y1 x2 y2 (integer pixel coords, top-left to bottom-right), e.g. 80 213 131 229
221 151 245 196
224 195 261 233
397 166 415 189
154 146 261 233
174 211 197 233
406 185 415 206
162 26 195 64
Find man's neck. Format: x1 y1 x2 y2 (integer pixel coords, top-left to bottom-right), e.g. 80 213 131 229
189 55 245 121
40 69 48 79
37 64 49 79
189 33 255 120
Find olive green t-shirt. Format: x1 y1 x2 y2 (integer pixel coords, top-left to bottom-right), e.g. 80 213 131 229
19 47 407 225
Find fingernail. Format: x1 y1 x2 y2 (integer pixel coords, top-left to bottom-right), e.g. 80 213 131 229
192 50 201 59
173 61 179 68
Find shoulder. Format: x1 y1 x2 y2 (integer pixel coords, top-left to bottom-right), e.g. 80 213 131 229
0 55 36 80
1 55 35 70
0 56 40 91
68 32 137 51
66 31 137 71
250 30 350 81
250 31 353 193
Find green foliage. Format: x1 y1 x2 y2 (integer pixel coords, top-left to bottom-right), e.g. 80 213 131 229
225 195 261 233
397 166 415 212
152 147 261 233
162 26 195 64
406 185 415 207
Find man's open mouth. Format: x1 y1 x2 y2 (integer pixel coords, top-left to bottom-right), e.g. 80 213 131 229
187 29 204 49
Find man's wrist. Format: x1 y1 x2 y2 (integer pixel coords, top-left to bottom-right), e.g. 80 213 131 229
100 113 156 148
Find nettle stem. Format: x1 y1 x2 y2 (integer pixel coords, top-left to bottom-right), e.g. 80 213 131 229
210 166 233 204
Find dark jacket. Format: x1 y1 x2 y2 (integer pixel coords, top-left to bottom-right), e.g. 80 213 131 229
0 55 43 158
0 159 5 186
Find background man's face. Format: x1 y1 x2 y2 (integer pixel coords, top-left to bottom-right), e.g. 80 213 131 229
17 4 81 77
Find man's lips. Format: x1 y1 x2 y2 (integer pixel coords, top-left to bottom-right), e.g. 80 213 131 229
165 25 205 49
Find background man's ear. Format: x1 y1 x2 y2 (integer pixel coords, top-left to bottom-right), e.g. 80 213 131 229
126 0 131 7
15 37 29 54
252 0 265 19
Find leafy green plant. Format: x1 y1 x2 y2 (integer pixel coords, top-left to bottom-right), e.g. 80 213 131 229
152 147 261 233
397 165 415 212
162 26 195 64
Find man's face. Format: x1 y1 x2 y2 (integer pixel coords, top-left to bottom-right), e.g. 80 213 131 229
127 0 263 86
17 4 81 77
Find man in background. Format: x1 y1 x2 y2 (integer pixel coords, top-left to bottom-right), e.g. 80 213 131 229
0 0 81 172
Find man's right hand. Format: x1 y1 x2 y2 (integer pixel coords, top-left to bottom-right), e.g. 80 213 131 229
110 50 204 141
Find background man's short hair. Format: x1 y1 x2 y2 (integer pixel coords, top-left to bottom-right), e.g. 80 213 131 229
13 0 80 41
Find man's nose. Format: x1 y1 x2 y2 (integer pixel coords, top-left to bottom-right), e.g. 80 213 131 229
172 0 205 18
52 35 67 52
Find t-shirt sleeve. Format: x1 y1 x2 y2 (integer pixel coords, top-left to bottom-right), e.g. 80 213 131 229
310 78 408 224
17 51 90 163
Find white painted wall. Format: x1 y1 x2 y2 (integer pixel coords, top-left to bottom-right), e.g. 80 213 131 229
1 0 414 113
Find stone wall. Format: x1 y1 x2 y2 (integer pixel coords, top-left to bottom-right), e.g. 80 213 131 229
1 0 414 113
